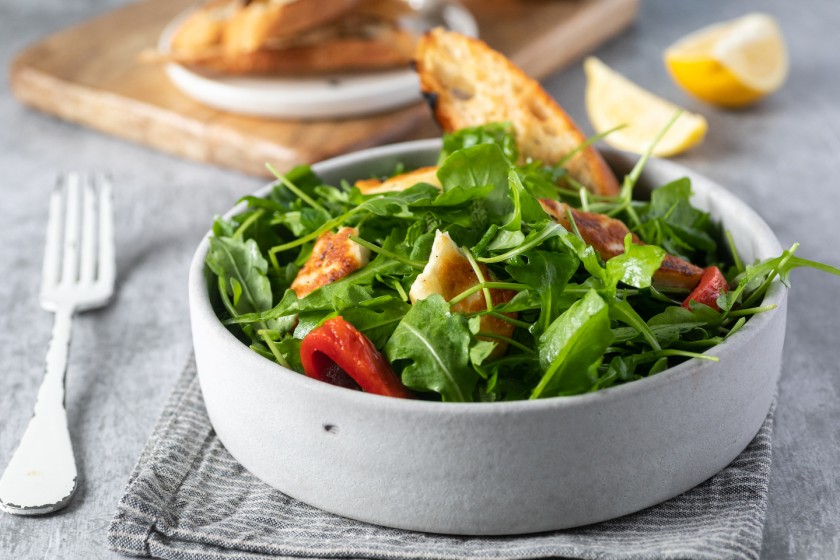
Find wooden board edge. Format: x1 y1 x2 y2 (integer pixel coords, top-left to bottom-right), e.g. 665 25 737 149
9 45 437 178
10 55 217 166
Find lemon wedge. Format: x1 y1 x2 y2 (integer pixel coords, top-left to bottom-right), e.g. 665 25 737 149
664 13 788 107
583 57 708 157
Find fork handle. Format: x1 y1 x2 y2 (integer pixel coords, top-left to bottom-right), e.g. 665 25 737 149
35 305 74 414
0 305 78 515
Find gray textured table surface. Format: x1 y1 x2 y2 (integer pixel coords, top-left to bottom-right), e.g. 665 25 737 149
1 1 838 558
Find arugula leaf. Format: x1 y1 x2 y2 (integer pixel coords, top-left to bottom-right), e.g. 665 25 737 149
212 216 236 238
609 299 661 350
505 251 579 336
384 295 478 402
494 289 541 313
722 246 840 312
479 221 569 264
440 122 519 163
273 337 304 373
595 356 642 390
486 229 526 253
417 184 496 229
532 289 614 398
465 316 504 366
206 123 840 401
502 170 549 231
636 178 716 260
643 304 722 345
206 237 273 315
361 183 439 218
229 259 400 327
269 164 324 207
293 311 334 338
428 184 495 208
605 234 666 290
478 354 543 402
518 161 568 199
341 296 412 349
437 144 514 227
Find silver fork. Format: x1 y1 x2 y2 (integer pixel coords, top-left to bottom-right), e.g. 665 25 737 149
0 173 115 515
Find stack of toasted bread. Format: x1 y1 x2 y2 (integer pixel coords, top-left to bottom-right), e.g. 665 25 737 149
168 0 417 75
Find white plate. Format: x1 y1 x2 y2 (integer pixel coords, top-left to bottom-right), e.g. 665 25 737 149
159 3 478 119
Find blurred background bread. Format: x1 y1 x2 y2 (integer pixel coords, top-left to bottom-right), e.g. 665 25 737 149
168 0 417 75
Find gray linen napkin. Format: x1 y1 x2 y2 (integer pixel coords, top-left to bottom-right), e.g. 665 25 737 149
108 358 775 560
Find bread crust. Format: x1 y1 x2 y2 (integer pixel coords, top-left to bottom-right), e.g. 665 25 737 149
224 0 359 53
170 0 235 57
171 0 360 57
169 0 416 75
414 28 620 197
173 25 415 75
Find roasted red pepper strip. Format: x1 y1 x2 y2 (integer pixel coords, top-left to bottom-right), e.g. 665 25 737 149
300 316 414 399
682 266 729 311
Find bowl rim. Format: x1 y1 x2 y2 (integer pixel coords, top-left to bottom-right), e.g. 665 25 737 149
189 138 787 414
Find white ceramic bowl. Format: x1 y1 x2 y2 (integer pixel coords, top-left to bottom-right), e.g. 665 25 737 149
188 140 787 535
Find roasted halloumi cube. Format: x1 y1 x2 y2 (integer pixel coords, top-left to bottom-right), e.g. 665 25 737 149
355 166 441 195
409 230 515 356
538 199 704 290
291 227 370 298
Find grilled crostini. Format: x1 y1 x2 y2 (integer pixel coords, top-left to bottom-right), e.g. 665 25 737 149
414 28 620 197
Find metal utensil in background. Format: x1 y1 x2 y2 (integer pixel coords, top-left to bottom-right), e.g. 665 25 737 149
0 173 115 515
401 0 477 37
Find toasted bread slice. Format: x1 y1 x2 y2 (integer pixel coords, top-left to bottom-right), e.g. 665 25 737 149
170 0 236 58
336 0 413 23
414 29 620 197
170 1 416 75
171 0 359 58
174 25 415 75
225 0 361 52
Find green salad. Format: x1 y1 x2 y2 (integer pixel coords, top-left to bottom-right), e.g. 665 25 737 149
205 123 838 402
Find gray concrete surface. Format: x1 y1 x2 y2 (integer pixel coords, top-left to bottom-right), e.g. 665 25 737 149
1 1 838 558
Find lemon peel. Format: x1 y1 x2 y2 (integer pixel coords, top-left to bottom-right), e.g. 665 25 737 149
664 13 788 108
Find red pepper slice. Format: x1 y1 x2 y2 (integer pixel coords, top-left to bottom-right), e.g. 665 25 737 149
682 266 729 311
300 316 414 399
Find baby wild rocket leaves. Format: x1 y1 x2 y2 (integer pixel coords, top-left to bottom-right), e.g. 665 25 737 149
205 123 837 402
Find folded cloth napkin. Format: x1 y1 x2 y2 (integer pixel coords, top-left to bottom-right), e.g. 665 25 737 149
108 358 775 560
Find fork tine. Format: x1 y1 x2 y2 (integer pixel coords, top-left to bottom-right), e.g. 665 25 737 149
60 173 82 286
79 175 97 284
97 175 115 288
41 179 65 292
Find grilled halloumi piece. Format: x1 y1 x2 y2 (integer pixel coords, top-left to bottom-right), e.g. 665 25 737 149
291 227 370 298
355 166 441 195
538 199 704 290
409 231 515 356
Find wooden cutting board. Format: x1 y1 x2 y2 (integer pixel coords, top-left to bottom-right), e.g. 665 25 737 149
10 0 638 177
